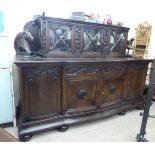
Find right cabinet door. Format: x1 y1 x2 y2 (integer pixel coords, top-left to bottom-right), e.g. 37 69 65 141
99 74 127 108
99 62 128 107
126 62 148 100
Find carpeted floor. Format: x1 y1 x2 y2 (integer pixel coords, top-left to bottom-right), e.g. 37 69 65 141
0 128 18 142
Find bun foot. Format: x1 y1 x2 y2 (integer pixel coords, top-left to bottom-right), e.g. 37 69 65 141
118 111 126 115
136 106 144 110
19 134 32 142
57 125 69 132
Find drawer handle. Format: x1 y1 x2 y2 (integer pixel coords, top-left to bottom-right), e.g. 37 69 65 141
78 90 87 100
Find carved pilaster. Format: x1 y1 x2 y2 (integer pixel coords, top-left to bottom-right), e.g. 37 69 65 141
103 29 110 53
40 20 47 52
74 26 82 53
27 67 59 81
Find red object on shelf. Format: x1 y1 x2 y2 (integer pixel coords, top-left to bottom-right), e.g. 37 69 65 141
107 17 112 25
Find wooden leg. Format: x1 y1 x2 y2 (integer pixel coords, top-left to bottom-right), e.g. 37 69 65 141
118 111 126 115
19 134 32 142
57 125 69 132
136 106 144 110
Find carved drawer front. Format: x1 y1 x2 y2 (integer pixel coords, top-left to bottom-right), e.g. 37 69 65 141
21 66 61 120
102 62 128 75
100 76 125 107
65 65 100 76
64 77 99 115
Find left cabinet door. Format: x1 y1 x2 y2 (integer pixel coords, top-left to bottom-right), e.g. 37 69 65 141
20 66 61 121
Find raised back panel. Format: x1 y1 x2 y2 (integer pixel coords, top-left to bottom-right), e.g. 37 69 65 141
15 15 129 58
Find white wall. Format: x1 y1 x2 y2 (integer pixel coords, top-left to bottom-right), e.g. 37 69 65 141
1 0 155 55
1 0 154 58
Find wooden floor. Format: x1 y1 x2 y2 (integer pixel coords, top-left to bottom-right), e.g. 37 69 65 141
0 128 18 142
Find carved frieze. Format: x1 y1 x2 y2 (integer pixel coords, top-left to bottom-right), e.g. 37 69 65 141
27 67 59 81
66 66 100 75
129 63 147 70
102 64 128 73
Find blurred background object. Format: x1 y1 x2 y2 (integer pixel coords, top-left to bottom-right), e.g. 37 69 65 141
133 21 152 58
0 12 4 33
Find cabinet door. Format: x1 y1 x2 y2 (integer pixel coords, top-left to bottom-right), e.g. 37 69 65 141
99 62 128 107
63 77 99 115
21 66 61 121
126 63 148 100
100 75 126 107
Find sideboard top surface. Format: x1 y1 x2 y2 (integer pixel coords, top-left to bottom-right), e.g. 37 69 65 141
14 55 153 65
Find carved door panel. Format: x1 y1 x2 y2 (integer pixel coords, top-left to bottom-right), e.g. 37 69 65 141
63 77 99 115
41 20 74 53
100 75 125 107
99 63 128 107
126 63 148 100
21 66 61 121
103 27 128 55
82 25 102 53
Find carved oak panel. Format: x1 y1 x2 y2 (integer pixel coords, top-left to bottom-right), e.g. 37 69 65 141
83 26 102 53
47 22 74 52
108 28 128 54
22 66 61 120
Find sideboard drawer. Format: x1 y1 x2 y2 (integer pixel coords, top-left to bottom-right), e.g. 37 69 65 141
65 65 100 77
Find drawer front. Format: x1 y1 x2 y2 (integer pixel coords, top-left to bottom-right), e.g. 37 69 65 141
63 76 99 115
65 64 100 77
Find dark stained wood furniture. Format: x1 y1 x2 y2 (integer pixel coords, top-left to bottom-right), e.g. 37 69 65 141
14 14 152 141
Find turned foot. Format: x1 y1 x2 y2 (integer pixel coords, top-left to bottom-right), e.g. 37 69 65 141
19 134 32 142
136 106 144 110
118 111 126 115
57 125 69 132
